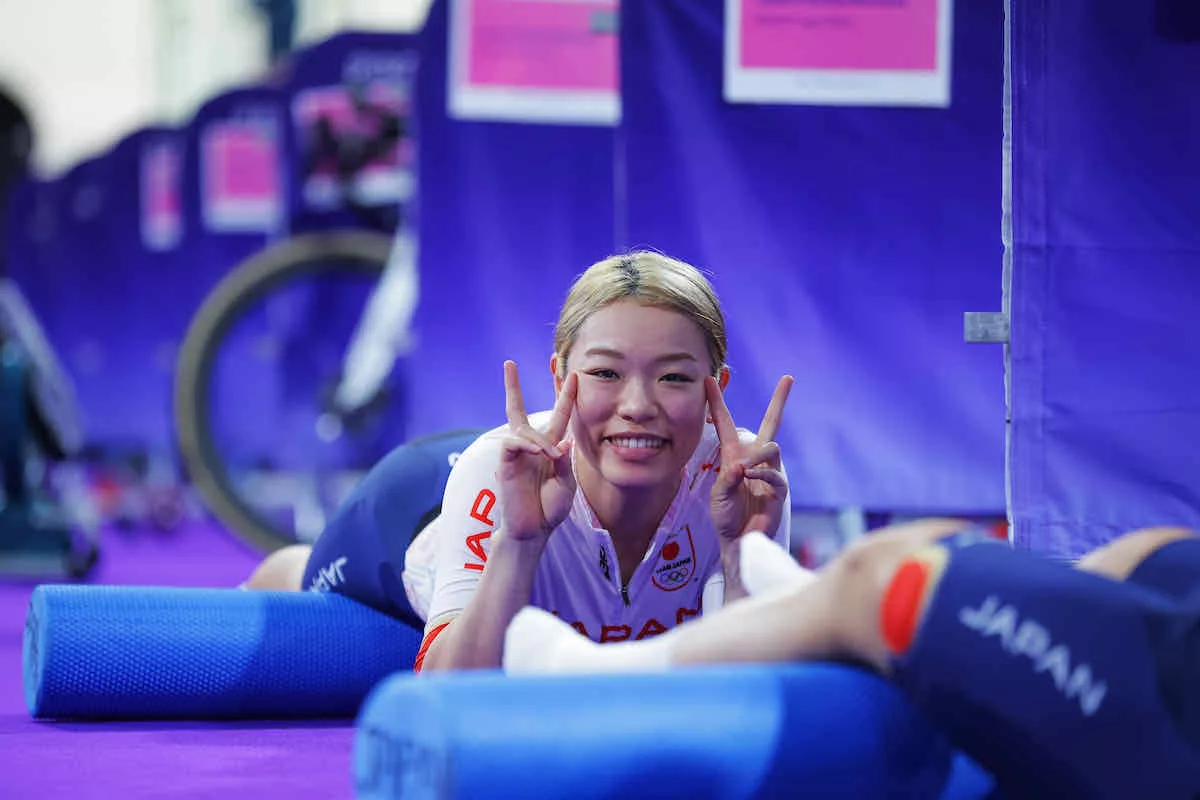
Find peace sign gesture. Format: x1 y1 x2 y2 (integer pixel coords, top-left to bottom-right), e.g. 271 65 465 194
707 375 794 544
497 361 578 543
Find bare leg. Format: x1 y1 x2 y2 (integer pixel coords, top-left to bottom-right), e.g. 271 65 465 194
680 519 970 672
241 544 313 591
1075 526 1197 581
669 576 840 666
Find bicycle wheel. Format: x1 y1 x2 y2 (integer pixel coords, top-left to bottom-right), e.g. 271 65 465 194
174 230 397 552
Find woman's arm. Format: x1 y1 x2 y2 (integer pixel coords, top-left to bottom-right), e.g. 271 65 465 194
413 431 547 672
421 366 578 671
419 533 545 670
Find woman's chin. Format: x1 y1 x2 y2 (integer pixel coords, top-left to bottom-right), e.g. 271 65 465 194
597 457 678 490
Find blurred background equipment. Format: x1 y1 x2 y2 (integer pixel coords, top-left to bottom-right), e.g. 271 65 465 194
172 30 419 551
0 278 96 578
174 229 400 551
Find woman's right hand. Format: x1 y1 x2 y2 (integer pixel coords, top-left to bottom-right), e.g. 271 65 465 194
497 361 578 543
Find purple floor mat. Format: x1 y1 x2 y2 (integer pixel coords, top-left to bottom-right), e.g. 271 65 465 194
0 521 359 799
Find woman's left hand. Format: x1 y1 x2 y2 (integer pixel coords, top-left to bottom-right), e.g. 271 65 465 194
708 375 794 546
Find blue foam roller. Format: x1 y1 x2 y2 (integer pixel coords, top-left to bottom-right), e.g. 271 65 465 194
353 664 955 800
24 584 423 720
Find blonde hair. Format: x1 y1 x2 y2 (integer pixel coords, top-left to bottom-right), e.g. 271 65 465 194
554 251 728 375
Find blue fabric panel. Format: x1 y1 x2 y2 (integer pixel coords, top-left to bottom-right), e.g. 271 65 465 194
179 83 288 298
41 154 128 445
177 84 291 463
103 126 187 454
1009 0 1200 556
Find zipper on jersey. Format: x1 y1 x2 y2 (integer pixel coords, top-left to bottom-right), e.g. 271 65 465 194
601 537 632 608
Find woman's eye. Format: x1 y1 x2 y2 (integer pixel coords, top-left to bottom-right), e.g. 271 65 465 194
588 368 619 380
662 373 694 383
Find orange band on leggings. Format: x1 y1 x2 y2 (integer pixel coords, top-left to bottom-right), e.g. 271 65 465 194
413 622 451 673
880 559 931 655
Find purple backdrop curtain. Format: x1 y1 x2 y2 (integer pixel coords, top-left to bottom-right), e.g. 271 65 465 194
1009 0 1200 556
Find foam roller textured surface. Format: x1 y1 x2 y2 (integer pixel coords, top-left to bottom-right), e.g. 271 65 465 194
24 584 422 720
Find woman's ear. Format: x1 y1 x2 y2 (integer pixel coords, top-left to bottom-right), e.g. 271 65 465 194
550 354 564 392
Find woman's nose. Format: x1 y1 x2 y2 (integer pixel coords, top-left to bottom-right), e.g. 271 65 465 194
617 379 657 420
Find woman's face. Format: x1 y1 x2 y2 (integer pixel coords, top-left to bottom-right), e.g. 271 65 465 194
556 299 713 491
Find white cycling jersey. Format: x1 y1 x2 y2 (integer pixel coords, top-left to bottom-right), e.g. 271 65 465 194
402 411 791 643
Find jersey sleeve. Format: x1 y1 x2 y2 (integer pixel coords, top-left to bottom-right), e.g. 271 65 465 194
422 430 507 632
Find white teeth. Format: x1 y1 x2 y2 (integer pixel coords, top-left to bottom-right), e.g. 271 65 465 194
608 437 663 449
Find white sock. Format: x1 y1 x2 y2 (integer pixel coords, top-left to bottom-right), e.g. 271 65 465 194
503 607 674 675
739 531 817 598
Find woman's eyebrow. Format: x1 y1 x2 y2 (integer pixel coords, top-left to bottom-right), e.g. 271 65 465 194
582 347 698 364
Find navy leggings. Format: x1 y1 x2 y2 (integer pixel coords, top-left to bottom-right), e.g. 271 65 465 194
300 428 486 630
894 536 1200 798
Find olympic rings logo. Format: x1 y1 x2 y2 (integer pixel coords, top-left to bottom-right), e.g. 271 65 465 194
654 566 691 589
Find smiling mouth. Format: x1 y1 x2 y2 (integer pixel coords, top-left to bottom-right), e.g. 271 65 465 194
604 435 668 450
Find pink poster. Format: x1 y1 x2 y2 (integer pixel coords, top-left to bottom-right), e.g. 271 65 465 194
140 141 182 252
448 0 620 125
200 119 282 233
725 0 953 107
293 82 415 210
